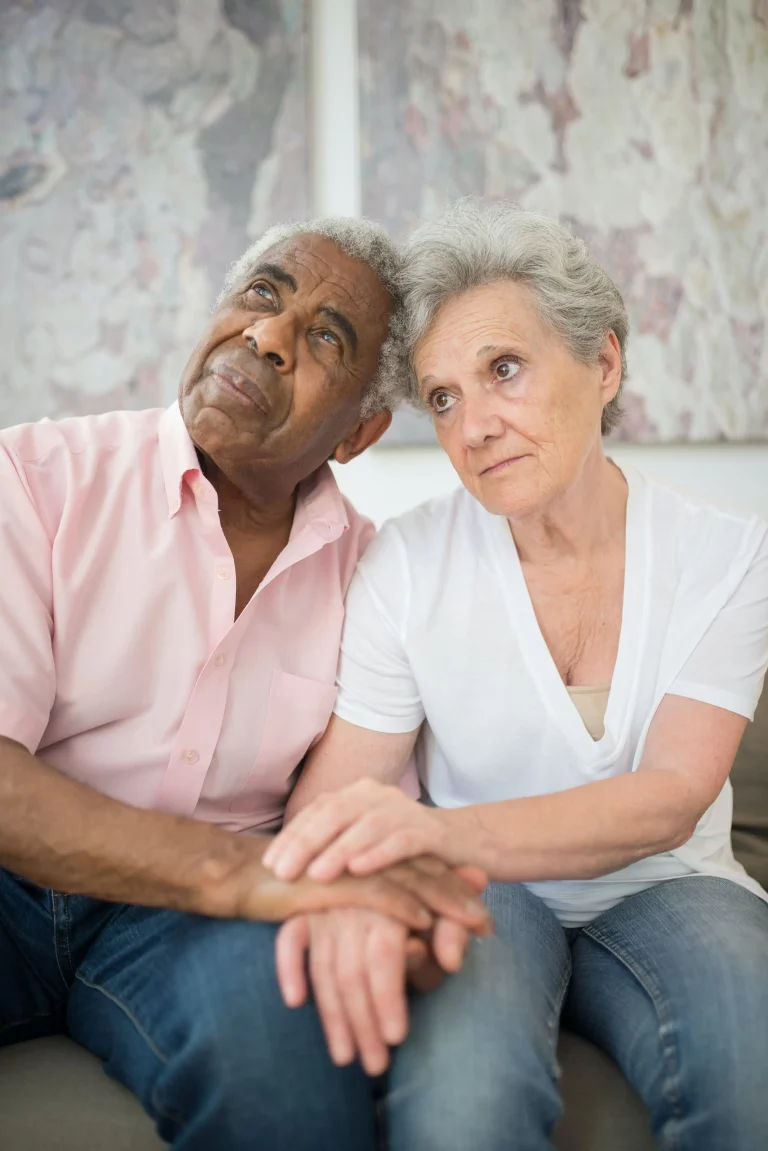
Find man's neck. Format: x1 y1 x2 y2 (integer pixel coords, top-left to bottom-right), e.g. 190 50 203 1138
197 451 299 536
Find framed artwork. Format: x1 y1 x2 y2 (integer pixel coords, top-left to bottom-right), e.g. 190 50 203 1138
359 0 768 444
0 0 309 427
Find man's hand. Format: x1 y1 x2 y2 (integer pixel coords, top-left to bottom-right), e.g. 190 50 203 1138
203 840 493 936
275 907 474 1075
263 778 484 883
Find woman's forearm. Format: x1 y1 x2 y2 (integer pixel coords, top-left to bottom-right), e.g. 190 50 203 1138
442 770 701 882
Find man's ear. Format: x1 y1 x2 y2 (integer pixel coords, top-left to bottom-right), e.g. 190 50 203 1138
333 410 392 465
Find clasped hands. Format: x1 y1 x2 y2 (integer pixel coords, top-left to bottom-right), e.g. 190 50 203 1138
264 780 491 1075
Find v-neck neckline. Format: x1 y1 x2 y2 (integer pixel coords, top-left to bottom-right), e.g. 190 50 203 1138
483 464 650 762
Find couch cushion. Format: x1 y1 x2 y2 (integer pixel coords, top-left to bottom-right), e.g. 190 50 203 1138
554 1032 655 1150
0 1037 165 1150
731 685 768 888
0 1033 655 1151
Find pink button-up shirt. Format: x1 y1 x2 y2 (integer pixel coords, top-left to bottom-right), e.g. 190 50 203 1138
0 404 373 832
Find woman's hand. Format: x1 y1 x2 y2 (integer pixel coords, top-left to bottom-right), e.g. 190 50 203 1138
262 778 486 882
275 907 473 1075
214 833 492 935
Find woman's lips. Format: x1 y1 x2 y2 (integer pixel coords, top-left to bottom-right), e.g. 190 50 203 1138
480 455 526 476
211 368 269 414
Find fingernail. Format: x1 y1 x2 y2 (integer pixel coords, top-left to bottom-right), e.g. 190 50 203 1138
273 859 294 881
417 909 432 927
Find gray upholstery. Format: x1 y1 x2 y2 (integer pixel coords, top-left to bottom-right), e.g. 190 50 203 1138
0 1033 653 1151
1 690 764 1150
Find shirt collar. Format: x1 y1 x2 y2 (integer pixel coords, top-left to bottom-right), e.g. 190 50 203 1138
158 402 350 538
158 402 201 518
292 463 350 542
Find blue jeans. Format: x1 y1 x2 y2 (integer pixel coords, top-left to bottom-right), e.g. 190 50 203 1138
0 869 381 1149
3 870 766 1149
389 877 768 1151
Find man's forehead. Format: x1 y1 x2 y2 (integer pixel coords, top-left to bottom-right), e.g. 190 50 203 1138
255 234 391 314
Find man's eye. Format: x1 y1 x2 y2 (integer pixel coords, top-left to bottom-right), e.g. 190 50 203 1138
317 330 340 347
246 282 274 304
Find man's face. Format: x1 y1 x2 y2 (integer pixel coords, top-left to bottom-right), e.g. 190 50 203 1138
179 234 394 490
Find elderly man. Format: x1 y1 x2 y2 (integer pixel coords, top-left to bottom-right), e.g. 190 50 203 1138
0 217 489 1150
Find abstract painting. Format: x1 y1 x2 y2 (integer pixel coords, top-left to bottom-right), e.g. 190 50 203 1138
359 0 768 443
0 0 309 427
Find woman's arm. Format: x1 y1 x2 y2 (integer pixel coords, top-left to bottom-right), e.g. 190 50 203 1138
284 714 419 821
265 695 747 883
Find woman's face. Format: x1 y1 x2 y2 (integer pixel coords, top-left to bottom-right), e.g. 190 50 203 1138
414 280 622 518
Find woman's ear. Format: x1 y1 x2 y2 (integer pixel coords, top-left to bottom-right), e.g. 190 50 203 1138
599 331 623 405
333 410 392 465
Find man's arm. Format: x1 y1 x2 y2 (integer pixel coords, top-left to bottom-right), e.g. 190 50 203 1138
0 736 490 931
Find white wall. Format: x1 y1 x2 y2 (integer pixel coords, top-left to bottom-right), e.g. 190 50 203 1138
313 0 768 528
332 442 768 526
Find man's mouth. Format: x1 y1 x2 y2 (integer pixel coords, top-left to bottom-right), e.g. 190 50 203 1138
210 367 270 416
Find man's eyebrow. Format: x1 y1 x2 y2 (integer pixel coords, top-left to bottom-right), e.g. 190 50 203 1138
318 305 358 353
248 262 298 293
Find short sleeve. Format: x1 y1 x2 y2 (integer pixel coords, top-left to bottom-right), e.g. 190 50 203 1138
668 527 768 720
334 526 425 734
0 443 56 751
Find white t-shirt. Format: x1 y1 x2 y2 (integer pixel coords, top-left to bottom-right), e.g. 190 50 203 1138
334 467 768 926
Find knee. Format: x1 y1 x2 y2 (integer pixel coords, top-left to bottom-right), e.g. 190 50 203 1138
388 937 563 1151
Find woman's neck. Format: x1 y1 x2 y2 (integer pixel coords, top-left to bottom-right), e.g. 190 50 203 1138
509 449 628 566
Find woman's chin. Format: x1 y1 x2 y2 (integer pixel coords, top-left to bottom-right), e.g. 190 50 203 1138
463 468 542 520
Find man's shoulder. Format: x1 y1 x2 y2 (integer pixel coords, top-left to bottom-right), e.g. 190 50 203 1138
0 408 166 468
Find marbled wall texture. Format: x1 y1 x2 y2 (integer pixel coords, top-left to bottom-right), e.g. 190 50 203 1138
359 0 768 441
0 0 308 426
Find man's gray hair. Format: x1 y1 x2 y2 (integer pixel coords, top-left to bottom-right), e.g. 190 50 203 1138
220 217 403 416
393 200 628 434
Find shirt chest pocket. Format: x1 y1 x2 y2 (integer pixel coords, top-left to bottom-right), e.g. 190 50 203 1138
229 670 338 815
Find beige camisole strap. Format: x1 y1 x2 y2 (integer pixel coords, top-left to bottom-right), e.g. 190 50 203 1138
566 684 612 741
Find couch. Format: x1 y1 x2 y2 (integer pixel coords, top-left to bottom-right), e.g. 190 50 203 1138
1 688 765 1151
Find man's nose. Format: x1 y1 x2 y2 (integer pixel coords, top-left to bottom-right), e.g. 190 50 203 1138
458 390 506 448
243 312 297 372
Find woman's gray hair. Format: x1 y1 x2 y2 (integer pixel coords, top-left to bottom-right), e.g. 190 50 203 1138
393 200 628 434
219 216 403 416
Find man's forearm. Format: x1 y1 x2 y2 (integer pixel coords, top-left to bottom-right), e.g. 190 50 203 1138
0 736 270 915
0 737 492 933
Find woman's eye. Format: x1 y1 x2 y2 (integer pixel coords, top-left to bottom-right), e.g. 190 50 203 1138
430 391 456 414
494 357 521 381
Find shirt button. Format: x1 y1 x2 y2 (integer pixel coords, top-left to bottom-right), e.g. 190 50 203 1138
183 748 200 765
214 653 227 667
216 568 230 580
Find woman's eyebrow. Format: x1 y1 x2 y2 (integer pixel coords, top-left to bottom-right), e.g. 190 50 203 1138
476 343 518 358
318 305 358 353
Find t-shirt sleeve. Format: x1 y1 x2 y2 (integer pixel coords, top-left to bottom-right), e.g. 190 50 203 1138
667 526 768 720
0 443 56 751
334 526 425 734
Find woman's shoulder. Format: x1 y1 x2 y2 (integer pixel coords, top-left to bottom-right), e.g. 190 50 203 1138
356 485 482 581
635 467 768 577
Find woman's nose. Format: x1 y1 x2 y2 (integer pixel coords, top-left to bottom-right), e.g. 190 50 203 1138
458 391 507 447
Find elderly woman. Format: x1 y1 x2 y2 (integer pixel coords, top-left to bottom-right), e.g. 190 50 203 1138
265 202 768 1150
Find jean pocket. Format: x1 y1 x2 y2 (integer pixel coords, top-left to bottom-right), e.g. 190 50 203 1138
228 670 338 815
